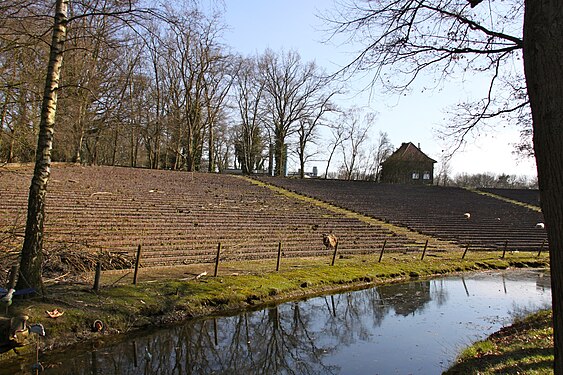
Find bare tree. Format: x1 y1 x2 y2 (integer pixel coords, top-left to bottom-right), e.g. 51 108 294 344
322 0 527 156
163 6 230 172
296 92 337 178
16 0 68 291
14 0 163 291
57 5 117 163
258 49 328 176
210 113 231 172
365 131 393 181
324 122 347 179
202 46 235 173
435 152 452 186
338 107 374 180
167 10 208 171
233 56 266 174
0 3 48 164
142 22 166 169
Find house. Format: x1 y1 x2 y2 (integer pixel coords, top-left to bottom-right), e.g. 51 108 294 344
380 142 437 184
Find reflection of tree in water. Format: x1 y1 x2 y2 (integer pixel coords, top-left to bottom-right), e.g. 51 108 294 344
377 281 432 316
536 272 551 291
88 306 341 375
319 288 388 346
431 279 449 307
35 280 448 374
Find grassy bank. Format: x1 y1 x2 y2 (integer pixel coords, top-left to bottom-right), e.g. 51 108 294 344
0 250 549 364
445 309 553 374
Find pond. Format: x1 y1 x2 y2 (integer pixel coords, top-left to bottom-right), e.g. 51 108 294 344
8 269 552 374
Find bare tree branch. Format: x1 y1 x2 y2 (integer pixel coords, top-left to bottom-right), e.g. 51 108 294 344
322 0 530 157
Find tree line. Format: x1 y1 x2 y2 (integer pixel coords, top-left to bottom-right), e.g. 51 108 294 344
0 1 398 180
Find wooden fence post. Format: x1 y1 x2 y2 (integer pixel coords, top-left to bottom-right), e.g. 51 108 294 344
133 244 142 285
502 240 508 259
421 239 429 261
462 244 470 259
331 243 339 266
213 318 219 346
538 239 546 257
214 243 222 277
378 240 387 263
93 261 102 291
132 341 138 368
276 242 282 271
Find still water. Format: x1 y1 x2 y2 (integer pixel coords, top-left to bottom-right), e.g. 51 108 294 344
9 269 551 374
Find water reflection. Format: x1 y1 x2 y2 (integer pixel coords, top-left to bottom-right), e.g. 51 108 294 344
8 270 551 374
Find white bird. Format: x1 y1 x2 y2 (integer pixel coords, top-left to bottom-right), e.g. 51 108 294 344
463 213 471 219
536 222 545 229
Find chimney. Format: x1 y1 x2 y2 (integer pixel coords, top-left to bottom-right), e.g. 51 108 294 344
418 143 421 150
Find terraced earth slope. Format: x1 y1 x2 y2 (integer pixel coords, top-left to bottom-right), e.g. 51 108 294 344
256 177 547 252
0 165 437 276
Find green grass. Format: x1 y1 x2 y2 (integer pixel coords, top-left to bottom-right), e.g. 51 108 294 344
445 309 553 374
467 188 542 213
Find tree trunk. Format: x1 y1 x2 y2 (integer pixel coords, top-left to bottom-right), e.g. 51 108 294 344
111 125 118 166
268 143 273 176
130 121 137 167
299 150 305 179
325 144 338 180
72 102 85 163
274 134 285 176
185 127 193 171
154 135 161 169
16 0 68 292
523 1 563 370
7 128 15 163
208 123 214 172
0 91 8 161
73 131 84 164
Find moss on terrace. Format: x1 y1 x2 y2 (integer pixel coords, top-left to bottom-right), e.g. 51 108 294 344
0 251 549 363
467 188 542 213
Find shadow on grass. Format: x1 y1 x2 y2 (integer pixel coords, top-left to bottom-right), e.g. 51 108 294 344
445 346 553 374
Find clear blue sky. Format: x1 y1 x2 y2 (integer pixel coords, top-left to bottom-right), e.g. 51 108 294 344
221 0 537 179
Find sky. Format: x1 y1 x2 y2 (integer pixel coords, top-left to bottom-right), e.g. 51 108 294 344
220 0 538 179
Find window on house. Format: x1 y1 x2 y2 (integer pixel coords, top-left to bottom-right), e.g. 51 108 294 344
423 172 431 180
412 172 420 179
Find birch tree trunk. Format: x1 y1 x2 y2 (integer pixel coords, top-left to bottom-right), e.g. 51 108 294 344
523 0 563 370
16 0 68 291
